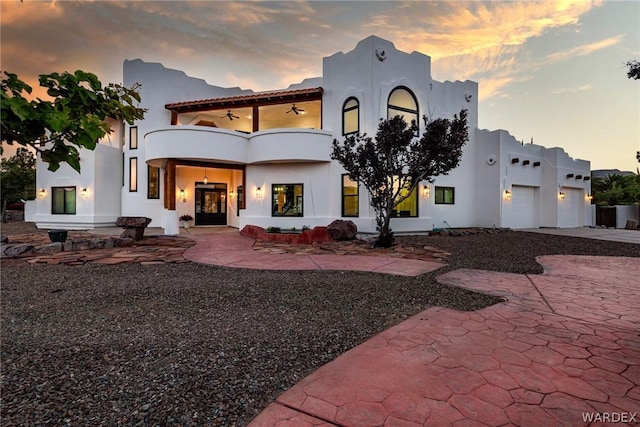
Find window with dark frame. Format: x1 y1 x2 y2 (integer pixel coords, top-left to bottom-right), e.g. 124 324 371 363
272 184 303 217
52 186 76 214
387 87 419 136
341 174 359 217
129 126 138 149
236 185 244 216
435 186 455 204
147 165 160 199
342 97 359 135
129 157 138 192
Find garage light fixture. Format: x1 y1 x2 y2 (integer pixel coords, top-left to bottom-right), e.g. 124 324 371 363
256 187 262 199
503 190 511 200
38 188 46 198
422 185 430 197
559 191 566 200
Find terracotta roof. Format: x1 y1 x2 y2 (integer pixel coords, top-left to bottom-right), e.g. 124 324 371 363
165 87 323 112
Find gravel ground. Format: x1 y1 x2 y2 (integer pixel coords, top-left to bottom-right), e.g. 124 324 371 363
2 222 639 426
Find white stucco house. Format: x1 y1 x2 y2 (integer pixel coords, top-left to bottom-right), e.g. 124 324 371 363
26 36 593 234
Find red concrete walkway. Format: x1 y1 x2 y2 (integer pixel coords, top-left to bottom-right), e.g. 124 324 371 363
249 255 640 426
183 232 445 276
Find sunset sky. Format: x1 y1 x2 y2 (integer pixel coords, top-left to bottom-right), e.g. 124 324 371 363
2 0 639 172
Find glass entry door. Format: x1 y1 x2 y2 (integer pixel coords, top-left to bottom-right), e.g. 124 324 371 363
195 186 227 225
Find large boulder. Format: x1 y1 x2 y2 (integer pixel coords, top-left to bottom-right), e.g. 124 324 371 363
327 220 358 241
115 216 151 241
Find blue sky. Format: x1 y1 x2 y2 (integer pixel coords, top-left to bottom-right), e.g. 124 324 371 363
2 0 639 171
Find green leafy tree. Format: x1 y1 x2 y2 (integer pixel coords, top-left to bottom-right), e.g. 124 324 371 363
1 71 146 172
591 172 640 205
1 147 36 221
332 110 469 247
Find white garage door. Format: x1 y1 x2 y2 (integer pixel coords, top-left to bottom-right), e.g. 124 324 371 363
560 188 582 227
511 186 538 229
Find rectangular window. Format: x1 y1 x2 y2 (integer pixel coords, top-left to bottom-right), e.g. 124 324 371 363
129 157 138 192
392 184 418 217
435 186 455 204
237 185 244 216
129 126 138 149
147 165 160 199
341 174 359 217
52 187 76 214
272 184 303 217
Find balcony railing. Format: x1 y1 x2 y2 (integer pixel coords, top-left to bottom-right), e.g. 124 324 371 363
145 126 332 166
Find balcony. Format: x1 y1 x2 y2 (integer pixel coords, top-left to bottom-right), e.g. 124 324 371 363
144 126 332 166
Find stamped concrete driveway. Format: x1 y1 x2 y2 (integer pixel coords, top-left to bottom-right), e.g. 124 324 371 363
249 255 640 426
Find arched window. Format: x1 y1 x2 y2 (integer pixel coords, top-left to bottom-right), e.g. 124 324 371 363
387 87 418 134
342 97 359 135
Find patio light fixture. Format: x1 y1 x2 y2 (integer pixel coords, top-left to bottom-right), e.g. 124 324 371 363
179 189 186 202
256 187 262 199
203 168 208 185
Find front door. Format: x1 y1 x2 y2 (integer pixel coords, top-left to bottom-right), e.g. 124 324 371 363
195 187 227 225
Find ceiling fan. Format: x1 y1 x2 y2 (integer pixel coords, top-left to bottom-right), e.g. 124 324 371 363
221 110 239 120
286 104 305 115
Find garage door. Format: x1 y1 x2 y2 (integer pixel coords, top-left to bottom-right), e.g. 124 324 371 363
560 188 581 227
511 186 538 229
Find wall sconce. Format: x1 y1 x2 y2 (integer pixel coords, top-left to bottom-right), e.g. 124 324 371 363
38 188 46 198
229 190 235 198
255 187 262 199
503 190 512 200
203 168 208 185
179 189 186 202
559 191 566 200
422 185 430 197
81 188 88 199
586 193 593 201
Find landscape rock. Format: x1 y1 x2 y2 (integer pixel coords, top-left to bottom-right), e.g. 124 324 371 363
114 238 134 247
327 220 357 241
1 235 8 244
116 217 152 241
32 242 64 254
4 243 34 257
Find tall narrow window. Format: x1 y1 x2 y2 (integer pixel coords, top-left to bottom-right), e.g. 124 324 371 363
129 126 138 149
129 157 138 192
341 174 359 217
52 187 76 214
236 185 244 216
272 184 303 217
388 87 419 135
147 165 160 199
342 97 359 135
435 186 455 204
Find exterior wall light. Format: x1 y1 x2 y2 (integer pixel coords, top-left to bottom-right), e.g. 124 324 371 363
586 193 593 201
256 187 262 199
229 190 235 198
39 188 46 198
203 168 208 184
81 188 88 199
559 191 566 200
422 185 430 197
503 190 511 200
179 189 186 202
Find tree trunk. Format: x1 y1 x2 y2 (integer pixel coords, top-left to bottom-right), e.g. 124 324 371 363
374 206 395 248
